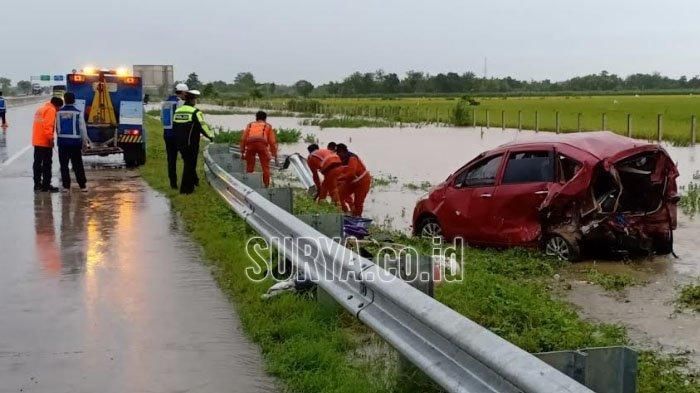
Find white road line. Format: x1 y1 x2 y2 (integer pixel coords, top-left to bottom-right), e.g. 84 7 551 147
0 144 32 171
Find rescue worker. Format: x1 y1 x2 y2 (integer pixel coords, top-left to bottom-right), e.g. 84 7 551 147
307 143 345 209
173 90 214 194
161 83 189 189
327 142 337 152
0 91 7 127
336 143 372 217
240 111 277 187
56 92 89 192
32 97 63 192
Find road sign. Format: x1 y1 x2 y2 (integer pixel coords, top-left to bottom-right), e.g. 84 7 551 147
53 75 64 81
40 75 50 81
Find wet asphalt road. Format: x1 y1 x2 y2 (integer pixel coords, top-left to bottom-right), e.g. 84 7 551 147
0 103 275 392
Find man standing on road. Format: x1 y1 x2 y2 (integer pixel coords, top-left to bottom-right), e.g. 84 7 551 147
56 92 89 192
32 97 63 192
336 143 372 217
173 90 214 194
240 111 277 187
161 83 188 189
307 143 346 210
0 91 7 128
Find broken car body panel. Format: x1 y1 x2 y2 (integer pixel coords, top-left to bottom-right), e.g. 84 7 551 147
413 132 679 257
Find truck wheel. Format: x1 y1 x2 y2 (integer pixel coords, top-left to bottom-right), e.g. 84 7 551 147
123 145 138 168
654 232 673 255
544 233 581 262
136 144 146 166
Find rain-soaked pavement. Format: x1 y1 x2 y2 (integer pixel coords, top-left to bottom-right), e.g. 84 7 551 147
0 103 276 392
205 108 700 365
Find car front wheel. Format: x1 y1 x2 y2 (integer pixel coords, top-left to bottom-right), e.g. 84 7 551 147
417 216 443 239
544 234 581 261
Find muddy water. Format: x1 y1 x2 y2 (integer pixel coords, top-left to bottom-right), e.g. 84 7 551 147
0 152 275 392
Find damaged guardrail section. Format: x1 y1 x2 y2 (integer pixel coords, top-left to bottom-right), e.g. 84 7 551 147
203 146 594 393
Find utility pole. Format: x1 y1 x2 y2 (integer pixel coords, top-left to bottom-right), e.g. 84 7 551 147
483 57 488 79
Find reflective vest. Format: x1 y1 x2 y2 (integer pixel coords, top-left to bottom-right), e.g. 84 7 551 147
345 153 370 183
244 121 272 144
309 149 342 173
161 95 180 137
56 105 86 147
173 104 213 147
0 97 5 111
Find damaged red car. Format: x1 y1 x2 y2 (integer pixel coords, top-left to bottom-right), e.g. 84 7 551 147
412 132 679 261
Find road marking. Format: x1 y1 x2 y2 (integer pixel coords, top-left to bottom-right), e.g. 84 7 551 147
0 145 32 171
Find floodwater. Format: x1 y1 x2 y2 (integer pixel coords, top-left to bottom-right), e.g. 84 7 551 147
0 103 276 392
207 110 700 365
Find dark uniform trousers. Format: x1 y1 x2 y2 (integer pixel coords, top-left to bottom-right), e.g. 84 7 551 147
164 136 178 188
33 146 53 189
58 146 86 188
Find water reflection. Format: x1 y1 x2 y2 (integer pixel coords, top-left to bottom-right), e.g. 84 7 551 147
33 193 60 275
0 131 7 164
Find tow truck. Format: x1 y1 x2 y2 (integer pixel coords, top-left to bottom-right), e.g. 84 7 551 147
66 67 146 167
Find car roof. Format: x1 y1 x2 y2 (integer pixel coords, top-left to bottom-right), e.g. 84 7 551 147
499 131 651 160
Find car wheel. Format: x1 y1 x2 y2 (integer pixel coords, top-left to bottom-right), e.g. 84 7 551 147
418 216 443 239
544 234 581 261
654 232 673 255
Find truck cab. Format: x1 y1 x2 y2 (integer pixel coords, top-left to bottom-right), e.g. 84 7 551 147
66 68 146 167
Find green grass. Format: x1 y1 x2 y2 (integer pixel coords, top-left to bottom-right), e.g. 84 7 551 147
210 127 301 145
402 181 432 191
585 268 643 291
681 183 699 218
300 117 395 129
140 116 699 392
244 95 700 143
677 283 700 312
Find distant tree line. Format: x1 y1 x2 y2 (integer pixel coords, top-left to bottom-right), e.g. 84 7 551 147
182 70 700 99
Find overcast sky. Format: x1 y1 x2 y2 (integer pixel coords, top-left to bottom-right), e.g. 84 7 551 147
4 0 700 85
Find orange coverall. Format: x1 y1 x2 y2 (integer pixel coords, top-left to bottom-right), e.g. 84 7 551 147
241 121 277 187
308 149 345 209
32 102 58 147
339 153 372 217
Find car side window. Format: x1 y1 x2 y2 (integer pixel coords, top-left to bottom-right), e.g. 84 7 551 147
456 154 503 187
557 154 582 183
502 151 554 184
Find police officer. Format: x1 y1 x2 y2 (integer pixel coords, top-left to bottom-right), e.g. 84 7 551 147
161 83 188 189
0 91 7 128
56 92 89 192
172 90 213 194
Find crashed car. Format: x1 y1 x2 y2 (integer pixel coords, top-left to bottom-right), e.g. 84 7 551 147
412 132 679 261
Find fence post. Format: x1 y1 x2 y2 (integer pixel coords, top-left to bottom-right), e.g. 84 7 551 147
473 109 477 127
501 110 505 130
626 114 632 137
535 111 539 132
577 113 582 132
436 108 439 124
486 109 490 129
691 115 697 145
517 110 522 131
657 114 663 141
602 113 607 131
555 111 560 134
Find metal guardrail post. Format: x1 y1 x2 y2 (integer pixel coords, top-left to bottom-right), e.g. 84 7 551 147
502 110 506 130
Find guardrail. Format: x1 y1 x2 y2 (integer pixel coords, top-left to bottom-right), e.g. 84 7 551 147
204 145 593 393
6 95 48 107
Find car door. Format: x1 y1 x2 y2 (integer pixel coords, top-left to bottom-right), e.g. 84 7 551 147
439 154 504 243
489 149 555 246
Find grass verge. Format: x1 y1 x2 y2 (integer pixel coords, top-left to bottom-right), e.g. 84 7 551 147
677 283 700 312
141 116 699 392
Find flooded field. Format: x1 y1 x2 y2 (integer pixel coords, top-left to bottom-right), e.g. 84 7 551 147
206 110 700 364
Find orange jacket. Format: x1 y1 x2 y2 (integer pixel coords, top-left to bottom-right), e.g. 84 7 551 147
241 121 277 156
32 102 58 147
308 148 342 189
342 153 370 183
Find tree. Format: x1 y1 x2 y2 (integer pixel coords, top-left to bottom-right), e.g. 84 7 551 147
185 73 202 90
202 83 216 98
17 80 32 95
294 80 314 97
233 72 256 91
0 77 11 94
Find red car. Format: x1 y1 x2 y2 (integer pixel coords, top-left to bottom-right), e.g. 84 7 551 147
412 132 680 261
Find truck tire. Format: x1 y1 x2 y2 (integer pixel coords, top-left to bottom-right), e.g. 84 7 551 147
123 145 138 168
136 144 146 166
